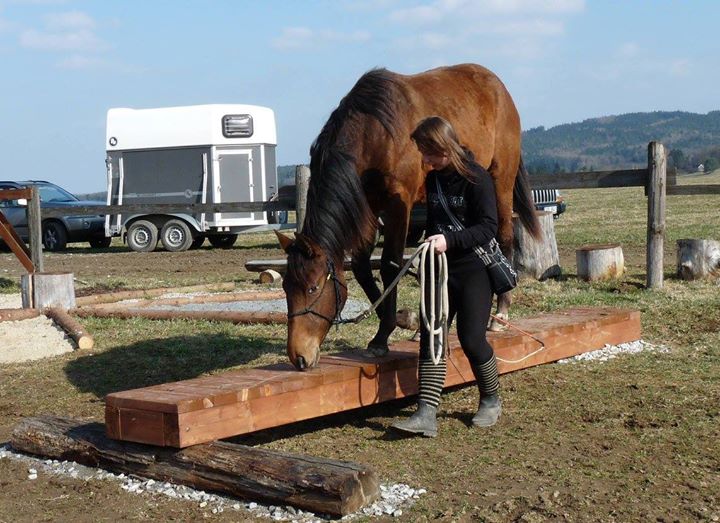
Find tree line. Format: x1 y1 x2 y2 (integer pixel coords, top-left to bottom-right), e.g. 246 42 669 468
522 110 720 174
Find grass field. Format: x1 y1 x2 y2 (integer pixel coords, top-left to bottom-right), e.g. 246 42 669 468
0 171 718 522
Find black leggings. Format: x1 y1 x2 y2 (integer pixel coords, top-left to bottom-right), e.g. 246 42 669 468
419 254 494 367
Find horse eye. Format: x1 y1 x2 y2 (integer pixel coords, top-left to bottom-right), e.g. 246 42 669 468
308 285 319 294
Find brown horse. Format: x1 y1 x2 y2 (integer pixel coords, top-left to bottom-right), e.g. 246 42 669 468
276 63 540 370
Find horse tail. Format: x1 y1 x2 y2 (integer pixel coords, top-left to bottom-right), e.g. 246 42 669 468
513 157 542 239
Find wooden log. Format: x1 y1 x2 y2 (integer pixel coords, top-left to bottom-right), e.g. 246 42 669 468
21 272 76 309
576 244 625 281
73 307 287 325
43 307 94 349
647 141 666 289
0 209 35 272
11 416 379 517
676 239 720 280
258 269 282 285
513 211 561 280
75 282 236 306
81 290 286 310
0 308 41 322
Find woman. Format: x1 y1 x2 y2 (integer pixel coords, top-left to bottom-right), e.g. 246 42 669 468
391 116 501 437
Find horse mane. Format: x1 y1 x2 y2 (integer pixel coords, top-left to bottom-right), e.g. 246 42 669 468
304 68 403 261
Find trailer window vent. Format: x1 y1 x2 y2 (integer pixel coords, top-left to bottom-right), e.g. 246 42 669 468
222 114 254 138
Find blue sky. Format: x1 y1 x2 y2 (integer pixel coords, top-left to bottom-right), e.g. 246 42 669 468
1 0 718 193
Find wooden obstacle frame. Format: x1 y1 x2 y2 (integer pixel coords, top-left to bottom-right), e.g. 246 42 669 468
105 307 641 448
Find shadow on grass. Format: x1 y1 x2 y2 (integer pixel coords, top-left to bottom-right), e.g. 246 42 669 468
64 333 286 398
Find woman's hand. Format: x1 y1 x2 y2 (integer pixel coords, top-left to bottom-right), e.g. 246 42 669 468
424 234 447 254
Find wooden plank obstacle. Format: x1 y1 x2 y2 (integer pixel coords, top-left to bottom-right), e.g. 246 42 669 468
106 307 641 448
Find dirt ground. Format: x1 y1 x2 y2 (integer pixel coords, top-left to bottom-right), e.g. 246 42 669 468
1 237 719 522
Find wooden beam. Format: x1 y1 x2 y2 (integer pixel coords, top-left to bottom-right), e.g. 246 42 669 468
40 200 294 219
74 307 287 325
105 307 641 448
667 184 720 195
246 254 414 274
74 282 236 306
528 169 647 190
11 416 379 517
0 210 34 273
0 188 32 201
79 290 286 310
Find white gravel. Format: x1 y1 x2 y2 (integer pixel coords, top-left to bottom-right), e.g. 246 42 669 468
557 339 670 364
0 443 424 521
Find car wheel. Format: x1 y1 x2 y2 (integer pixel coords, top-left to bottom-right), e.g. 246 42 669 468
42 221 68 251
126 220 158 252
190 235 205 249
89 237 112 249
160 219 193 252
208 234 238 249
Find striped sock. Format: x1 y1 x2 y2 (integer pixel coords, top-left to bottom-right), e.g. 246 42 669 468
475 355 499 396
418 358 446 408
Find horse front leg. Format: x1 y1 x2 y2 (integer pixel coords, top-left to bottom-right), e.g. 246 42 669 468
366 204 409 354
351 232 385 321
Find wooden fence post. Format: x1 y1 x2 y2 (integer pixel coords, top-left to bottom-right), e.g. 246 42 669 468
646 141 666 289
27 186 44 272
295 164 310 233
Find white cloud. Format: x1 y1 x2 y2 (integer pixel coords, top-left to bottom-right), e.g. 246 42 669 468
45 11 96 30
20 27 103 51
18 10 105 52
272 26 371 50
56 53 105 69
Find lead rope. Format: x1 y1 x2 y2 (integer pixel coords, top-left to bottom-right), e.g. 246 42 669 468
339 242 545 363
418 240 449 365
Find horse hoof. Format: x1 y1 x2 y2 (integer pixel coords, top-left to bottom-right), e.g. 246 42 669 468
488 318 508 332
361 344 389 358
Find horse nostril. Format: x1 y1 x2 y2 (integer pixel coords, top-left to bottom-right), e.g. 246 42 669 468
296 355 307 370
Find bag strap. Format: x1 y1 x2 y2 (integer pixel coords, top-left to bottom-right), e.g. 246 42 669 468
434 177 491 260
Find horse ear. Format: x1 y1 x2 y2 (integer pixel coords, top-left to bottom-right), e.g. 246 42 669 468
275 231 294 253
294 232 320 258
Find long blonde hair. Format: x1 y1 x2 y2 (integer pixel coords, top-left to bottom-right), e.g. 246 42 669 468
410 116 476 181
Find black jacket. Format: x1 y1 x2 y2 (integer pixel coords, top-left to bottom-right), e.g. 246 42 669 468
425 163 498 261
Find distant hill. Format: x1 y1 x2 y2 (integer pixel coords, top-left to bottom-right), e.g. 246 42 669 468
522 111 720 174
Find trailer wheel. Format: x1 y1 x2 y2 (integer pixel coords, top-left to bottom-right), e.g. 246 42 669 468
89 237 112 249
160 219 193 252
127 220 159 252
208 234 238 249
42 221 68 251
190 235 205 249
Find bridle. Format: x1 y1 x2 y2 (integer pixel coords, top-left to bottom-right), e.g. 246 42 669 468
286 258 347 325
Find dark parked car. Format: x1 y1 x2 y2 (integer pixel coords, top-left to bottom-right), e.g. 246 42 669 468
0 180 110 251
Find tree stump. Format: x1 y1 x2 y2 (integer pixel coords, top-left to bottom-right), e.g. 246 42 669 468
21 272 76 309
513 211 561 280
676 239 720 280
576 244 625 281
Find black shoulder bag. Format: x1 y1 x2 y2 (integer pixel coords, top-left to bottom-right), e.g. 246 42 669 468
435 177 518 295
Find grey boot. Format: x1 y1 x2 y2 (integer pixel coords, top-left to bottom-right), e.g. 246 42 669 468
472 393 502 427
472 356 502 427
391 402 438 437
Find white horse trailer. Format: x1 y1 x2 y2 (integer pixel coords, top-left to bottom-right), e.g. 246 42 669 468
105 104 279 252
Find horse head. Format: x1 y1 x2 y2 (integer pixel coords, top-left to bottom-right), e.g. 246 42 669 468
276 231 348 370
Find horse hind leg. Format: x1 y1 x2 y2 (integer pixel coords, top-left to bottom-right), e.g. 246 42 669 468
489 201 514 332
